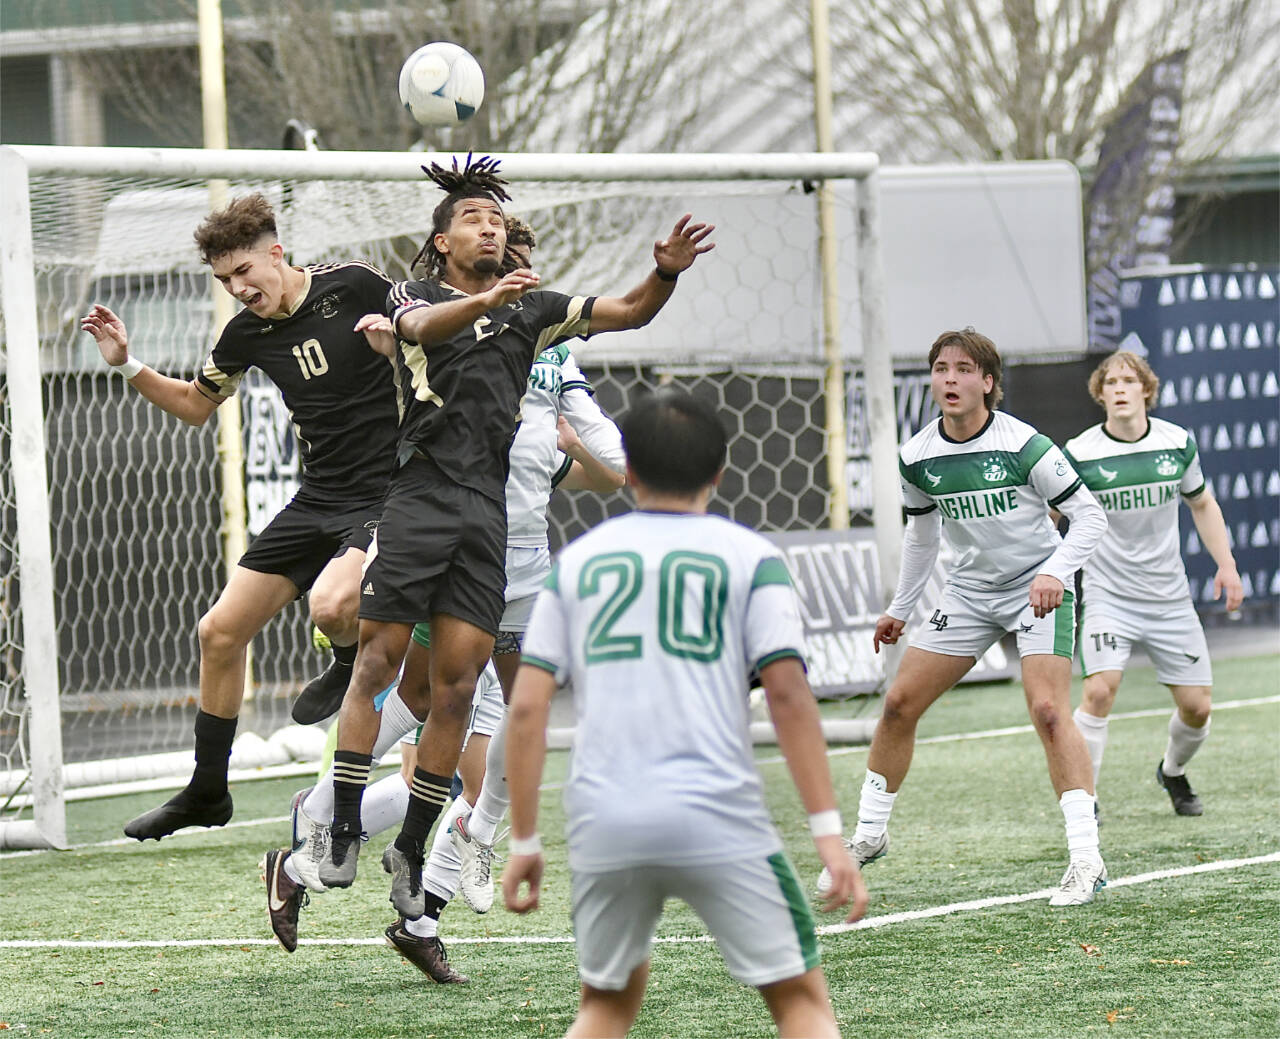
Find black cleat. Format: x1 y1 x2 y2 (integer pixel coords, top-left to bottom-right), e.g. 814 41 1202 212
1156 762 1204 816
123 790 233 841
262 848 308 952
291 660 353 725
384 920 469 983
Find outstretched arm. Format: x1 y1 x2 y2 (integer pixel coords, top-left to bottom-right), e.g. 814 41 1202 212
81 304 219 426
1187 489 1244 610
587 214 715 334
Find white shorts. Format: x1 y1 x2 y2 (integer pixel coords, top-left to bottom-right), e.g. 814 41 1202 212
910 582 1076 660
571 853 819 991
500 545 552 633
1079 596 1212 687
399 661 504 747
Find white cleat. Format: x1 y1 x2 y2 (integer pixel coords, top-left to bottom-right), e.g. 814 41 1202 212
816 831 889 896
451 813 496 914
289 787 331 893
1048 858 1108 907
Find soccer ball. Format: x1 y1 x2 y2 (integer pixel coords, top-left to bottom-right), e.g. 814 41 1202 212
398 42 484 127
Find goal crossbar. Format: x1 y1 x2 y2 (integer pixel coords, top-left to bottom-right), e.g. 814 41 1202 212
0 145 893 851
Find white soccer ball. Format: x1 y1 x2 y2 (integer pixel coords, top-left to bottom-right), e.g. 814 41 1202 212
398 42 484 127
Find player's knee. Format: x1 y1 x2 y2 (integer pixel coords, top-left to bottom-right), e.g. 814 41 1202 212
1028 698 1064 735
308 587 356 634
431 678 476 728
881 686 924 727
1180 691 1212 726
197 607 247 658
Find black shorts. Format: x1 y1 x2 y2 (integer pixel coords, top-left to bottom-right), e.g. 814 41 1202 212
359 453 506 634
238 499 381 593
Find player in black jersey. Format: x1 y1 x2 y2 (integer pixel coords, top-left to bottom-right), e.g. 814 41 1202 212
81 193 400 841
318 156 713 912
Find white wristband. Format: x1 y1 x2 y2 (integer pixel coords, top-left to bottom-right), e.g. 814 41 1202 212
112 356 145 380
508 833 543 856
808 810 843 838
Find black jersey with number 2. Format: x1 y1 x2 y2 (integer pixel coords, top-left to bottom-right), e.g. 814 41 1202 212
195 262 399 507
387 279 594 503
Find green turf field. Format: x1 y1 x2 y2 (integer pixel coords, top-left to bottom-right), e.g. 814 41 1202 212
2 653 1277 1038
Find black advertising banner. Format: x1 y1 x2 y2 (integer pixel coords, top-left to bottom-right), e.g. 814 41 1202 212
766 528 1019 699
1119 267 1280 605
1086 50 1187 353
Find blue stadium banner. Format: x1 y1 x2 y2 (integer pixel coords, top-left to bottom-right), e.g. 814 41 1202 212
1119 266 1280 606
1086 50 1187 353
766 529 1018 698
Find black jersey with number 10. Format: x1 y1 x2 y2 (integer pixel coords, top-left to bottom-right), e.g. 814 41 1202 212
195 262 399 507
387 279 594 503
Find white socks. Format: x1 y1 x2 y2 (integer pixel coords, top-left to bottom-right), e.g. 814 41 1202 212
1162 712 1209 777
414 794 472 933
852 771 897 844
1073 708 1109 789
303 689 424 821
1060 788 1101 864
468 713 510 845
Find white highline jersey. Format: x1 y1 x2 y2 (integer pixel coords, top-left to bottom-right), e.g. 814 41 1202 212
1064 417 1205 605
521 511 806 872
507 345 624 548
899 412 1087 595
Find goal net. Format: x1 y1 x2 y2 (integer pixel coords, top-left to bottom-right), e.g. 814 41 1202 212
0 146 888 848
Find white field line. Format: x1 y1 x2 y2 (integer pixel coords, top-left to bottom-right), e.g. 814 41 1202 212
788 694 1280 765
1 851 1276 951
2 694 1275 862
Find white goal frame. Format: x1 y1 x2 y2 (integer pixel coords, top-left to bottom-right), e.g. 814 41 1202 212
0 145 893 850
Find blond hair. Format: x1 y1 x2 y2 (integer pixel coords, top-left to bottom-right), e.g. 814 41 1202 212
1088 350 1159 408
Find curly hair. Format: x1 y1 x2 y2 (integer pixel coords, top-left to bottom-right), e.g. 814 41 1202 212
193 193 277 265
500 215 537 274
411 154 512 278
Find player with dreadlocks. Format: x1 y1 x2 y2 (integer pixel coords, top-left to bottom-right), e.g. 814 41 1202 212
317 154 714 925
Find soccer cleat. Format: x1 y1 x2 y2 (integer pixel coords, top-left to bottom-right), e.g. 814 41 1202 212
816 831 889 896
451 814 496 914
318 821 362 888
1048 858 1108 907
262 848 308 952
382 843 426 920
1156 762 1204 816
384 920 469 984
123 790 233 841
288 787 330 892
291 659 353 725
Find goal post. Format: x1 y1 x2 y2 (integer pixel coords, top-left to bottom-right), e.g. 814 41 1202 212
0 145 893 849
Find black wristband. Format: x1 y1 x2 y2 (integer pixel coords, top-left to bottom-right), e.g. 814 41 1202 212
654 266 679 282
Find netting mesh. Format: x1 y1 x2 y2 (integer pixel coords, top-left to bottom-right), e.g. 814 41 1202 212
0 375 27 793
4 165 871 781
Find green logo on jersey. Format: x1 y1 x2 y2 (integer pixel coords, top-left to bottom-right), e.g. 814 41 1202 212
981 456 1008 482
1154 453 1179 477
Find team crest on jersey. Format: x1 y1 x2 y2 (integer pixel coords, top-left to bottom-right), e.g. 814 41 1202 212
982 456 1008 482
1155 453 1179 477
313 293 340 319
